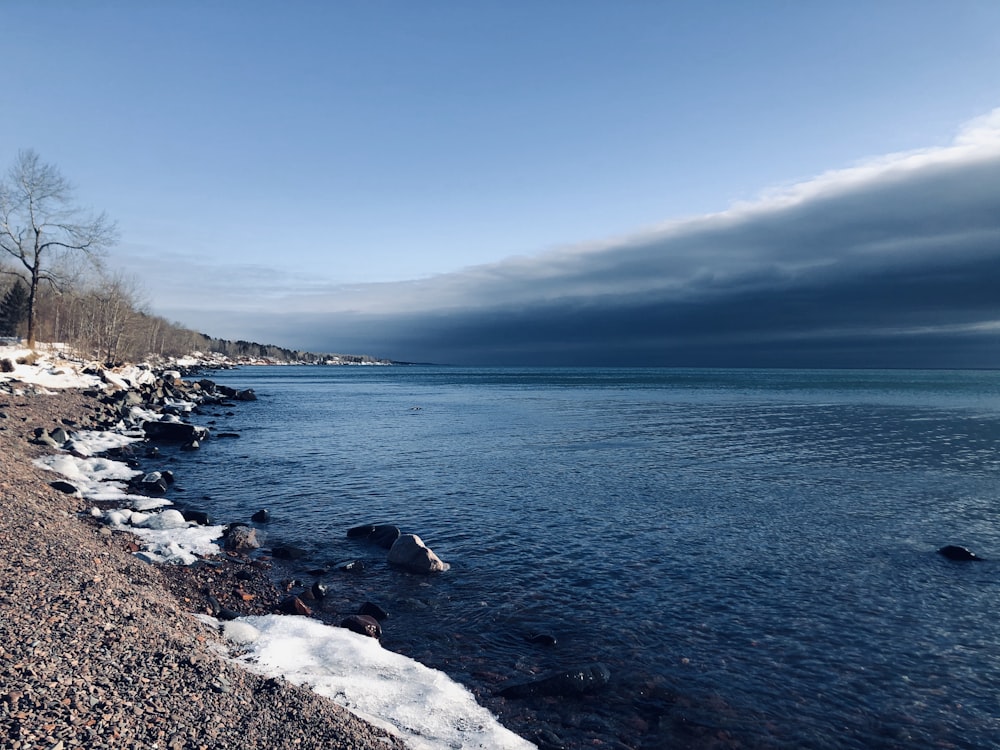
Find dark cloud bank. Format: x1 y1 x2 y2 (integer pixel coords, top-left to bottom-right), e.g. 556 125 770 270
251 132 1000 368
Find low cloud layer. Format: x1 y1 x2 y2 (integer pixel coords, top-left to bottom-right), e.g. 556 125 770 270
160 109 1000 367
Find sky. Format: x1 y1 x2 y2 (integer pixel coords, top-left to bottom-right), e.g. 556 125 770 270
3 1 1000 366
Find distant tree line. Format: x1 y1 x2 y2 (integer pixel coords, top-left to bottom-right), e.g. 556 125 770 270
0 149 384 365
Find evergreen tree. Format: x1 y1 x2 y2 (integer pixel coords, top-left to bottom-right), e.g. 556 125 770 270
0 279 29 337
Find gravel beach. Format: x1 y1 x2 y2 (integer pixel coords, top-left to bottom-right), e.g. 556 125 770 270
0 386 407 750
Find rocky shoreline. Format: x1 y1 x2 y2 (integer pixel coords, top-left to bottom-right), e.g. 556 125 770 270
0 373 408 749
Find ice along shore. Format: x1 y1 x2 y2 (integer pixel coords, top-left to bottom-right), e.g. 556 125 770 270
0 345 534 750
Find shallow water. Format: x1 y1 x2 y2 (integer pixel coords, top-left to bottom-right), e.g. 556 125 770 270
169 367 1000 748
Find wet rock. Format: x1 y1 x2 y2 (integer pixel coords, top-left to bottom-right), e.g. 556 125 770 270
272 544 308 560
279 596 313 616
527 633 558 646
143 420 208 443
338 560 365 572
370 524 401 549
140 472 169 494
498 663 611 698
235 388 257 401
224 525 260 552
387 534 449 573
358 601 388 621
251 509 270 523
311 581 328 600
182 509 213 526
939 544 985 561
347 523 375 539
341 614 382 639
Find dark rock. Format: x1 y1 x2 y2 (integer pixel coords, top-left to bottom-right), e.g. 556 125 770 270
180 440 200 451
140 472 169 495
338 560 366 572
370 524 401 549
528 633 558 646
347 524 375 539
143 420 208 443
311 581 328 600
534 729 568 750
49 480 79 495
251 509 270 523
49 426 69 444
207 595 241 621
279 596 313 617
498 663 611 698
182 509 213 526
272 544 308 560
217 432 241 438
939 544 985 561
161 470 175 485
358 601 388 621
235 388 257 401
235 569 253 581
340 614 382 639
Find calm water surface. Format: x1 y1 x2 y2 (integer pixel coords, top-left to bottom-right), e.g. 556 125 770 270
173 367 1000 749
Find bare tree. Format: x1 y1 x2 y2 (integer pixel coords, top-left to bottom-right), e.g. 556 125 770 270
0 149 117 347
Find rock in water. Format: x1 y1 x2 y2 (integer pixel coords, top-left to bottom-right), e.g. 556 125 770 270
340 614 382 639
387 534 449 573
251 509 270 523
938 544 985 561
498 663 611 698
224 525 260 551
370 524 401 549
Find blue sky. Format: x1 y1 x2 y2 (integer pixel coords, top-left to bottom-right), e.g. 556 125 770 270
3 1 1000 365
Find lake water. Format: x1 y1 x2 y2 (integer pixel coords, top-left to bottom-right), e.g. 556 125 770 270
172 366 1000 749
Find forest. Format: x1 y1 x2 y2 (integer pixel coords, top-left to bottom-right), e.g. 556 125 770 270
0 149 382 365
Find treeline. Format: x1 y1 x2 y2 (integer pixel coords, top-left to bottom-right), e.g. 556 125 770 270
0 149 385 366
0 271 385 365
196 337 386 364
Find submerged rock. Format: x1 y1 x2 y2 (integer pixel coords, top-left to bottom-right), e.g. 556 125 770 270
498 663 611 698
938 544 985 561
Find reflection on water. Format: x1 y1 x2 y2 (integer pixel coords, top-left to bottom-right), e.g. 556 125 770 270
179 367 1000 748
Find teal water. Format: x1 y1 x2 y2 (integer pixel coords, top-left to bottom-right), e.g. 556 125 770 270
175 367 1000 748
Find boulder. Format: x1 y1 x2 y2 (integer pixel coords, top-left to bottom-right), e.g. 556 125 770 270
938 544 985 561
49 480 79 495
311 581 328 600
182 509 213 526
387 534 449 574
498 663 611 698
370 524 401 549
340 614 382 639
140 472 169 495
279 596 313 617
251 509 270 523
222 524 260 552
347 524 375 539
235 388 257 401
143 420 208 443
358 601 389 621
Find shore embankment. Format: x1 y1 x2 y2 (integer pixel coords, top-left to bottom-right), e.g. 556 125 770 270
0 369 407 748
